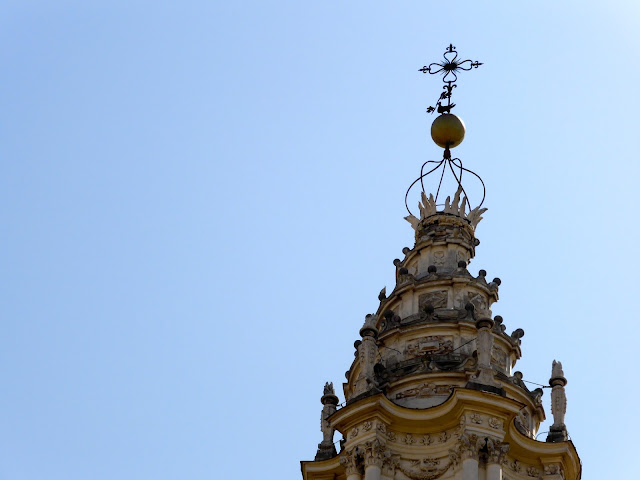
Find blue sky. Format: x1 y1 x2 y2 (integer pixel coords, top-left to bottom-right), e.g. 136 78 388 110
1 1 639 479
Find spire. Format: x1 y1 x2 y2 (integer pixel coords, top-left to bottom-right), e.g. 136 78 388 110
315 382 339 460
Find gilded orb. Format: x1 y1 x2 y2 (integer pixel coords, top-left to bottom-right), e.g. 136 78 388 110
431 113 466 148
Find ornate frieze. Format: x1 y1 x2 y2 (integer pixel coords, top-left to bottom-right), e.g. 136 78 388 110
405 336 454 358
395 383 452 400
398 457 452 480
377 426 454 447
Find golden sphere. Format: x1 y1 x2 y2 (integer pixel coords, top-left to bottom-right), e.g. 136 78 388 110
431 113 466 148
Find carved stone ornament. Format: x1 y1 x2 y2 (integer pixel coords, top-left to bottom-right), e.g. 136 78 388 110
527 465 543 478
419 291 448 310
382 451 400 477
398 457 452 480
405 186 488 231
402 433 415 445
467 291 488 313
382 428 453 446
323 382 335 396
550 362 567 428
432 250 446 267
420 434 432 445
488 417 502 430
543 463 564 477
361 439 386 467
485 438 509 464
339 448 361 475
455 431 484 460
396 383 452 400
504 458 522 474
551 360 564 379
406 337 454 358
469 413 483 424
515 410 533 438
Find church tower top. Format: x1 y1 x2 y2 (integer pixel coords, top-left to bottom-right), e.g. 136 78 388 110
301 46 580 480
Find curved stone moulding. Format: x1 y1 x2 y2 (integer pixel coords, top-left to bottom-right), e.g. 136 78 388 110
301 390 581 480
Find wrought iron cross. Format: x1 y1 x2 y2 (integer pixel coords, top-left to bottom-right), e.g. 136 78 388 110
419 44 482 114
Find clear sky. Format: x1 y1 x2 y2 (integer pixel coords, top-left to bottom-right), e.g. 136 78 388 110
1 1 639 479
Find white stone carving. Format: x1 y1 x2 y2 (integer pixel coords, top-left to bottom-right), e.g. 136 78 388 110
550 360 567 428
405 336 453 358
469 413 482 424
488 417 502 429
398 457 452 480
395 383 452 400
339 448 360 475
552 359 564 379
405 186 488 231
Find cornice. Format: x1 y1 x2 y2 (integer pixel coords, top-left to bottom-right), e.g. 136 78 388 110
300 455 342 479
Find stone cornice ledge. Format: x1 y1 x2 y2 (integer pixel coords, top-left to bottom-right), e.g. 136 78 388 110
300 455 342 480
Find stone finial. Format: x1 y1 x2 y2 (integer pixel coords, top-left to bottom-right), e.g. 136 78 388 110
551 360 565 381
378 287 387 301
316 381 339 460
510 328 525 345
359 314 379 338
322 382 337 399
546 360 568 443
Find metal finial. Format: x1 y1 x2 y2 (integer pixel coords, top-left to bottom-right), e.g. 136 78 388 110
404 46 486 226
419 44 482 114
